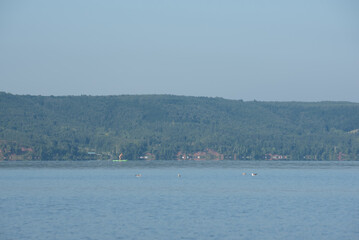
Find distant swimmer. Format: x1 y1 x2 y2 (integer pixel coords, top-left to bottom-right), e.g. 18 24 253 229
242 172 246 175
177 173 181 178
251 173 257 176
135 174 142 177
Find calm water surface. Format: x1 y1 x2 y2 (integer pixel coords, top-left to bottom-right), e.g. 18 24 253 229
1 160 358 240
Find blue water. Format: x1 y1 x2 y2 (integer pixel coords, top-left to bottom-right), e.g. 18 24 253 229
1 160 358 240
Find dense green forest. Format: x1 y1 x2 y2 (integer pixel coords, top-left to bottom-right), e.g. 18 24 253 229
1 92 359 160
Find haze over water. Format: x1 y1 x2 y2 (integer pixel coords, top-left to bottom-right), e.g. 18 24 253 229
1 160 358 240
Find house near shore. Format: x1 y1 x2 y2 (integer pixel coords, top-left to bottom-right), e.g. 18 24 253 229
265 154 290 160
177 149 223 160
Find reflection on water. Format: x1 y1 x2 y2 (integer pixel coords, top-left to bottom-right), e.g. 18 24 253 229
1 159 358 169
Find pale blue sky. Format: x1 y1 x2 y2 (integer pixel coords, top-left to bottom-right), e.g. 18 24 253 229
1 0 358 101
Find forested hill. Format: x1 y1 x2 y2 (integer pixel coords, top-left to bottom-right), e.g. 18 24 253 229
1 92 359 160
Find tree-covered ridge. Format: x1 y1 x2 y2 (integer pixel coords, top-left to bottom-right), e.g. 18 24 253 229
0 92 358 160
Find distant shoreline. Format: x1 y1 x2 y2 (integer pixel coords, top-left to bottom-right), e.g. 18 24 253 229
1 93 359 161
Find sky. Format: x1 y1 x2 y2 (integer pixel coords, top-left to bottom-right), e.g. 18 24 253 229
1 0 358 102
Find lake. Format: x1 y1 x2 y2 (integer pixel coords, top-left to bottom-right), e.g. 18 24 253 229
1 160 358 240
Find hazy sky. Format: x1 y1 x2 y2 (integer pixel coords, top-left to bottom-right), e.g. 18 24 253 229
1 0 358 102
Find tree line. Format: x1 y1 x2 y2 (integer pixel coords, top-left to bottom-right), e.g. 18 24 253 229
1 92 358 160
